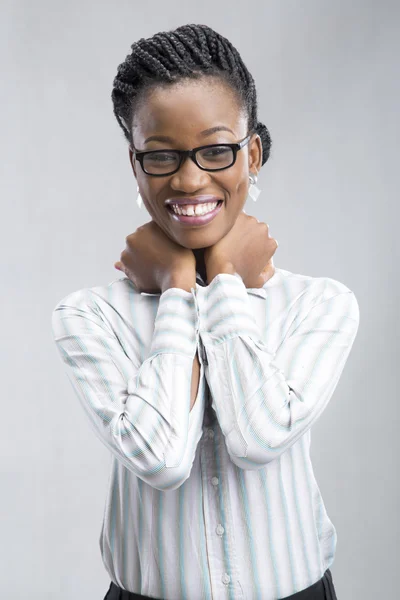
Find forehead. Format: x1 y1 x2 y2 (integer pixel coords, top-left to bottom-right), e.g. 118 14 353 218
132 78 246 142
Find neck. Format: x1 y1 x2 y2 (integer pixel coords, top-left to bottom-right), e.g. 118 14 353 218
192 248 207 283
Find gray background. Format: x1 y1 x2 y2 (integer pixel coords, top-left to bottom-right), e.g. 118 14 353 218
1 1 398 598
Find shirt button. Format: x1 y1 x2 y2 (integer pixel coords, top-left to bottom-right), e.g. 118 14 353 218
216 524 225 536
207 428 214 438
211 477 219 486
222 573 230 585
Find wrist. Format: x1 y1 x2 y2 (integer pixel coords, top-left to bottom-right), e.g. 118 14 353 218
161 273 196 294
206 261 236 283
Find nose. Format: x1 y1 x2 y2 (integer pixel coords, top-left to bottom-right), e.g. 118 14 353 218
169 155 211 192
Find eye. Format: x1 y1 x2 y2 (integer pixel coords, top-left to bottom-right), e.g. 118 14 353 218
147 152 177 163
202 146 231 158
197 146 234 168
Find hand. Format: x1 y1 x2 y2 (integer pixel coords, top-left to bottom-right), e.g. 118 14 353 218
204 212 278 288
114 221 196 294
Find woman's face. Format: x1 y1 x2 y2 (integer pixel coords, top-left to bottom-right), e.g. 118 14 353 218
129 77 262 249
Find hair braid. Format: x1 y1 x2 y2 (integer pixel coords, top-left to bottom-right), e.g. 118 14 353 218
111 23 272 165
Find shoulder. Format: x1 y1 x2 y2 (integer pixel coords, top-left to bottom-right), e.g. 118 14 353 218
272 266 359 320
51 276 146 329
53 276 142 308
276 266 353 294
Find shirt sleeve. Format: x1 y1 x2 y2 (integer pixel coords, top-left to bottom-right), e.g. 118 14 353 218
51 286 205 491
199 273 360 469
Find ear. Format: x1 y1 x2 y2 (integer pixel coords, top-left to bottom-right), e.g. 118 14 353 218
129 146 137 179
248 133 263 174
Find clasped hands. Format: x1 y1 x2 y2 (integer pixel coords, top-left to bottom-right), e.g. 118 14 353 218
114 212 279 294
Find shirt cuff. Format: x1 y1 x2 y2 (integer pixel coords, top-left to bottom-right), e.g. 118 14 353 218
200 273 261 344
149 287 198 356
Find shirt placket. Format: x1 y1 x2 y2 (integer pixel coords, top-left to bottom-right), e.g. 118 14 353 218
195 283 244 600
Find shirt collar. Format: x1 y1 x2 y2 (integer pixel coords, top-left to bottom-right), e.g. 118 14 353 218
195 271 268 298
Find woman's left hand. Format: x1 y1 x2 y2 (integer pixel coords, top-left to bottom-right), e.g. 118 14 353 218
204 212 278 288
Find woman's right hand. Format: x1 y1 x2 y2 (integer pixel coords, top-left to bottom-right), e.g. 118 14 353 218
114 220 197 294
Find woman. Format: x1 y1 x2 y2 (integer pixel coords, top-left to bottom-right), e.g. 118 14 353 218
52 23 359 600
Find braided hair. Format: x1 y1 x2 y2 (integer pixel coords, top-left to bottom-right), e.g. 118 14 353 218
111 23 272 166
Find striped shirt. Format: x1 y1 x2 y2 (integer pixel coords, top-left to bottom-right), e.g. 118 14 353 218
51 266 359 600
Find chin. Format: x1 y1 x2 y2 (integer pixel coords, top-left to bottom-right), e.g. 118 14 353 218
173 228 227 250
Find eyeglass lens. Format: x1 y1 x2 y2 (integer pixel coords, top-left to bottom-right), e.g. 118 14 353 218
142 146 234 174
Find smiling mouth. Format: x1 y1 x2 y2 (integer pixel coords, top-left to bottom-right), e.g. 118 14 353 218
166 199 224 225
166 199 223 216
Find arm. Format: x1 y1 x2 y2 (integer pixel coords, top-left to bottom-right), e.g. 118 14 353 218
199 273 360 469
51 285 205 491
162 275 201 413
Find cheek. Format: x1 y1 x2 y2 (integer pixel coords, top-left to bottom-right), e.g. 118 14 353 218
215 167 248 203
230 174 249 210
226 162 248 198
235 177 247 197
140 184 162 215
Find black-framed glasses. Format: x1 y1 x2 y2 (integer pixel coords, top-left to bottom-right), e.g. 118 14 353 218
131 131 254 176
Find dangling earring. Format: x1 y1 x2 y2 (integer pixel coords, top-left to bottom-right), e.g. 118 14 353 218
248 172 261 202
136 184 143 209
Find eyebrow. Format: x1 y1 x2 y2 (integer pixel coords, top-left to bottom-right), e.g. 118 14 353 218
144 126 235 145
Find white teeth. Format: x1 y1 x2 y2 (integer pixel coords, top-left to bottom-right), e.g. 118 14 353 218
170 201 219 216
